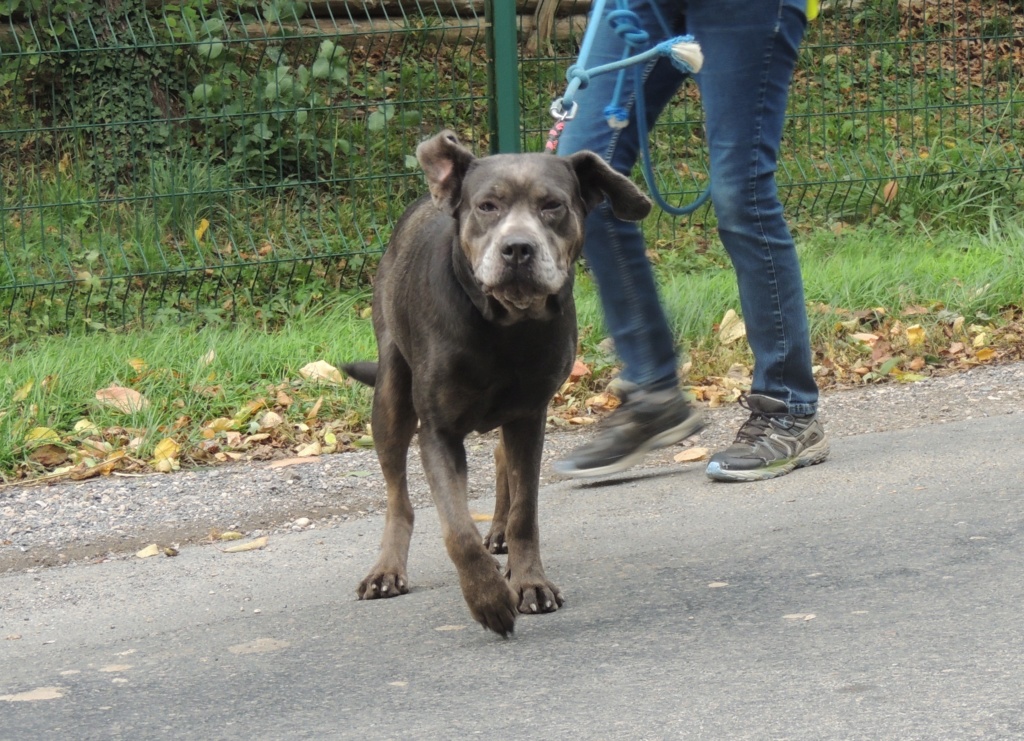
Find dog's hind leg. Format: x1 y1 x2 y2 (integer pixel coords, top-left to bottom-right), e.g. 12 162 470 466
483 442 510 555
357 346 418 601
501 412 564 615
418 427 518 636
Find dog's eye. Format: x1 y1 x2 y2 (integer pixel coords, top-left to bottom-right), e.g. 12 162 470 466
477 200 499 213
541 200 564 213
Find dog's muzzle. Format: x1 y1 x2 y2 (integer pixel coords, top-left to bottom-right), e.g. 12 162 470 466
482 248 566 314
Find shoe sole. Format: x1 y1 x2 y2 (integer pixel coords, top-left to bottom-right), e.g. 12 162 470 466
705 439 831 482
553 414 707 479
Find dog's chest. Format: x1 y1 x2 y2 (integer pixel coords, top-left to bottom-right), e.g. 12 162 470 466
420 333 573 434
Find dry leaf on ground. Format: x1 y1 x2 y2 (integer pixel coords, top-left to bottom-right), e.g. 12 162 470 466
95 386 149 413
25 427 60 444
673 447 709 463
906 324 925 347
260 411 284 429
569 359 590 381
136 544 161 558
265 457 321 470
222 536 268 553
295 440 322 457
718 309 747 345
28 444 68 467
299 360 344 385
12 380 33 402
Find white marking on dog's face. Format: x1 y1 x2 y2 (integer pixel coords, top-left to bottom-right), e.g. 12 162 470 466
458 156 585 317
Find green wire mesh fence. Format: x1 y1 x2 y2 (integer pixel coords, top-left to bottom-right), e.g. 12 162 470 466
0 0 491 337
519 0 1024 238
2 0 1022 339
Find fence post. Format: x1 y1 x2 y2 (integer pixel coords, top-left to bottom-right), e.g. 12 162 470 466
485 0 521 154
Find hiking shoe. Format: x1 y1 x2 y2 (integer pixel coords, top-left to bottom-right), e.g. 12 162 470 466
705 393 829 482
553 388 706 478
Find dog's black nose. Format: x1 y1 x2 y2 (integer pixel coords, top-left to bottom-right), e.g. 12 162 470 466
501 240 534 265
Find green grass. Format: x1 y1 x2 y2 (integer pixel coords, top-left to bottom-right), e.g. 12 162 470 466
0 292 376 476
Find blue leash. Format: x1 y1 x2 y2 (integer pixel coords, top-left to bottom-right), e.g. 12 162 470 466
547 0 711 216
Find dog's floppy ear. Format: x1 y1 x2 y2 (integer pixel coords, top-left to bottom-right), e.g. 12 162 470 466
416 130 476 214
565 151 652 222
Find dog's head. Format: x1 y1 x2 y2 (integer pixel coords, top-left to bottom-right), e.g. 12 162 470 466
416 130 651 322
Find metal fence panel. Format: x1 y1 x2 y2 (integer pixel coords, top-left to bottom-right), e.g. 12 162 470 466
1 0 490 336
2 0 1022 338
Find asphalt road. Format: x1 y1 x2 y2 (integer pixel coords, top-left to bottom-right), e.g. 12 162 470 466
2 412 1023 740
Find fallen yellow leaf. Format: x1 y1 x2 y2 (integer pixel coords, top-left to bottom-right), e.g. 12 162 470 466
265 457 321 469
222 536 268 553
152 437 180 464
219 531 245 541
306 396 324 423
73 418 99 435
567 416 597 426
128 357 148 372
25 427 60 444
136 544 161 559
234 399 266 424
850 332 880 346
194 217 210 241
975 347 995 362
295 440 322 457
585 392 620 411
12 380 33 403
299 360 344 385
673 447 709 463
205 417 237 433
906 324 925 347
260 411 284 429
471 512 493 522
718 309 747 345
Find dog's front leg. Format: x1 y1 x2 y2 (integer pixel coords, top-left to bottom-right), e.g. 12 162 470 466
419 427 518 636
501 414 565 614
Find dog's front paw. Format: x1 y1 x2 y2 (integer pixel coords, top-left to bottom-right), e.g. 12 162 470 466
482 523 508 555
356 569 409 600
459 553 518 637
509 574 564 615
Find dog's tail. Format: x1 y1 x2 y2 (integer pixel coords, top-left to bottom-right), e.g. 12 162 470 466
342 361 378 387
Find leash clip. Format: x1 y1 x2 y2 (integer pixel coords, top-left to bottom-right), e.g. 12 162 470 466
549 97 579 122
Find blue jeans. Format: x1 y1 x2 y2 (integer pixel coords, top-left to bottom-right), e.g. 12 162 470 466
557 0 819 415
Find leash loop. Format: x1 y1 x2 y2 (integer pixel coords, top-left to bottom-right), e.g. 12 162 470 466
545 1 711 215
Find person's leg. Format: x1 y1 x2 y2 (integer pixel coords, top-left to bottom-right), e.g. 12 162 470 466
687 0 828 480
556 0 692 392
553 1 704 477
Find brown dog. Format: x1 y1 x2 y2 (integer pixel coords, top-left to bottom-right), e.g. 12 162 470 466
344 131 651 636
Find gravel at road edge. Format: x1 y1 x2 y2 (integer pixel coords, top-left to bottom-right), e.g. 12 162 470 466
2 362 1022 574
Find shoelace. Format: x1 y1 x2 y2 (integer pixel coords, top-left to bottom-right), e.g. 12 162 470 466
733 393 797 444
